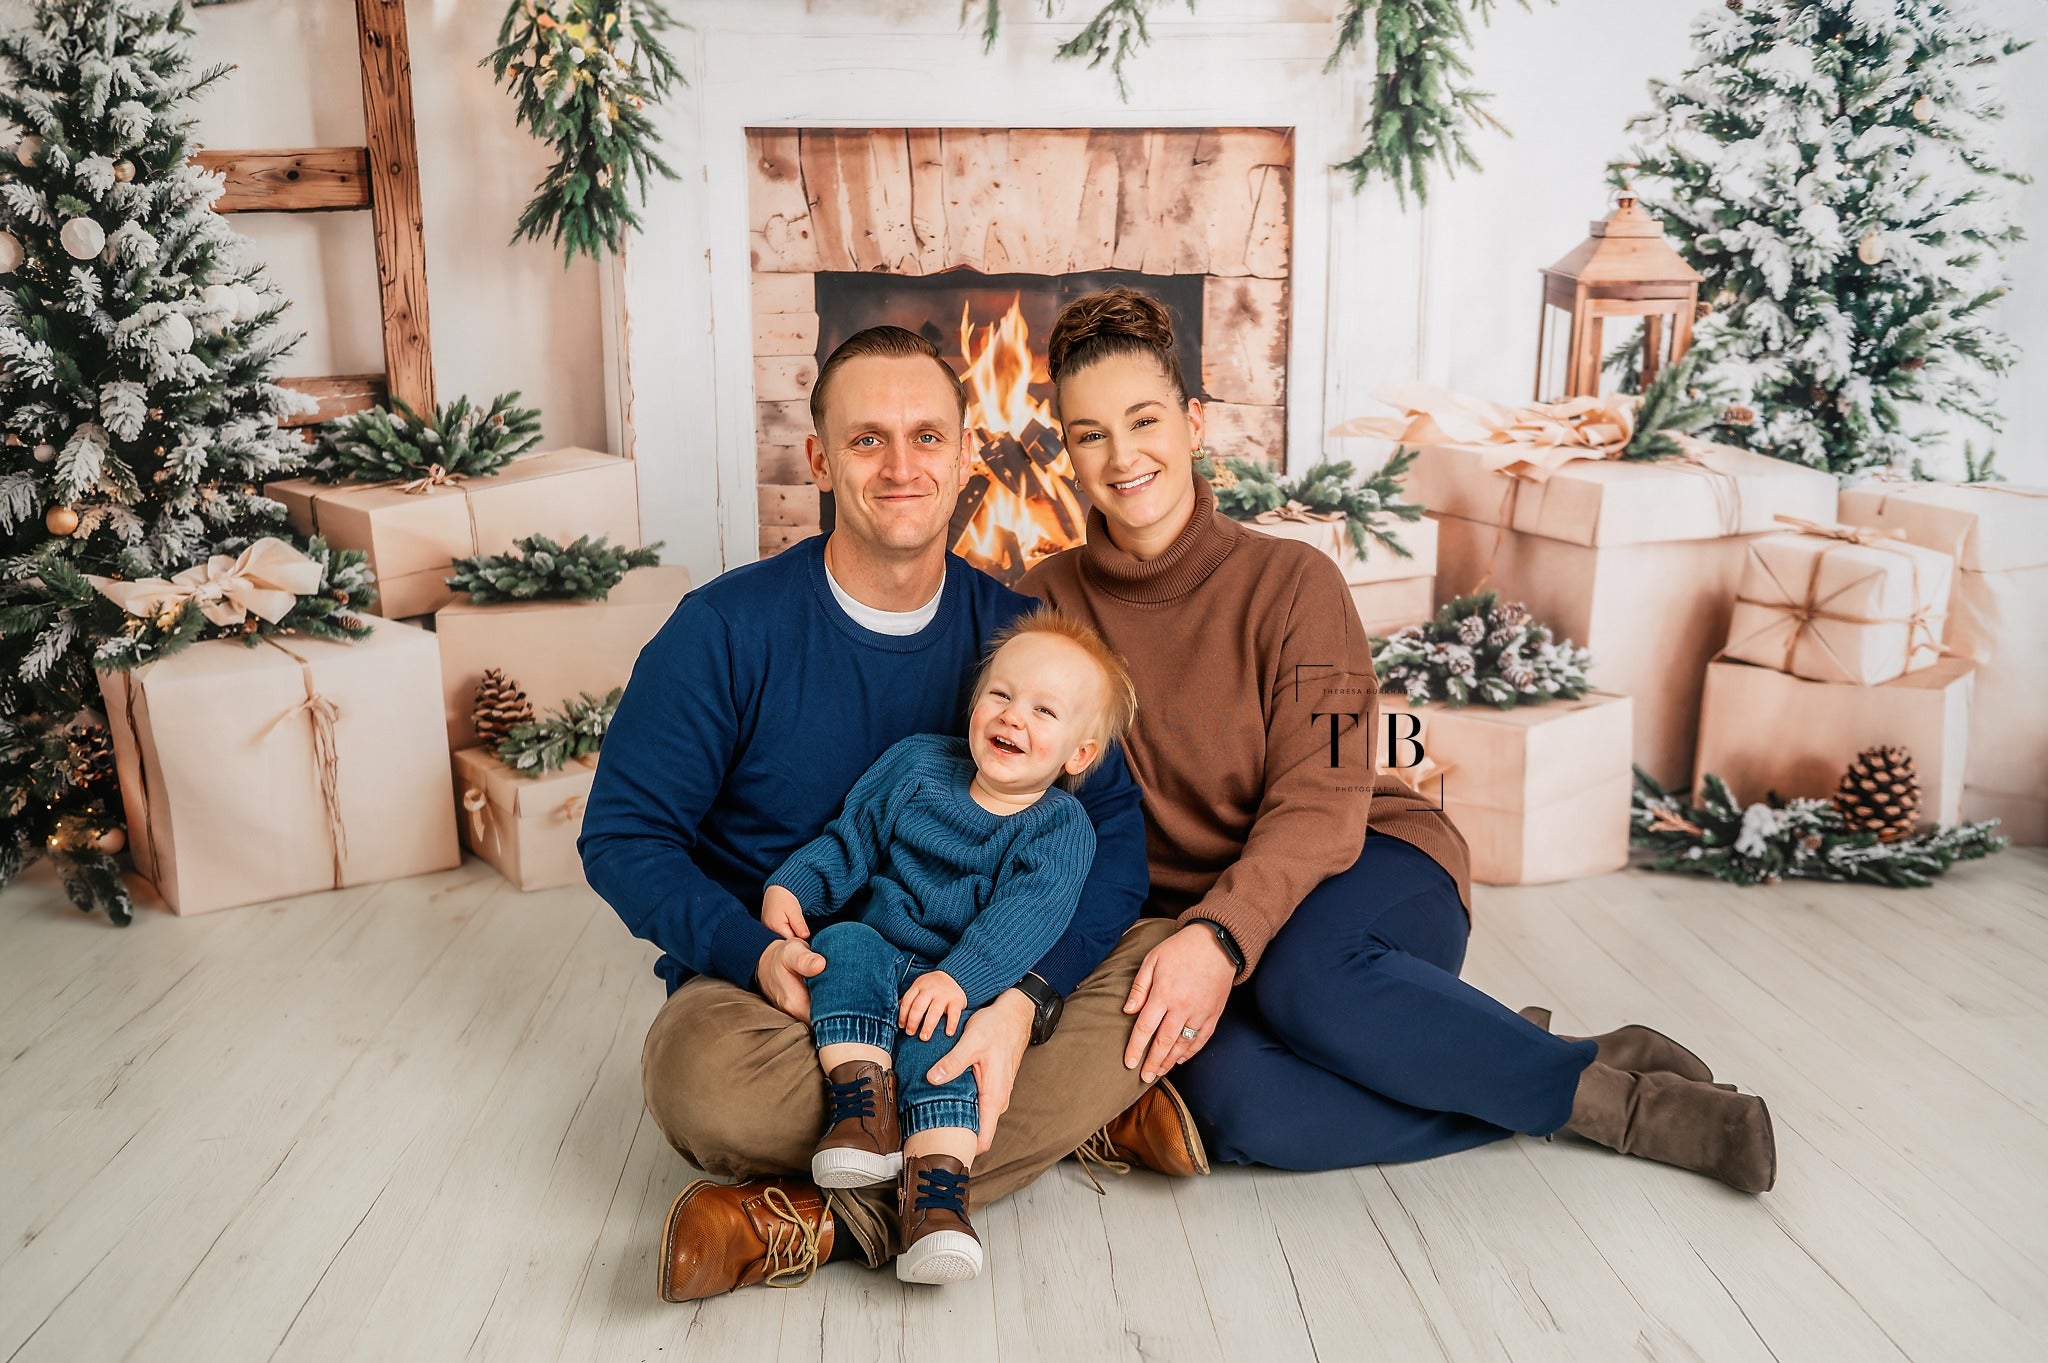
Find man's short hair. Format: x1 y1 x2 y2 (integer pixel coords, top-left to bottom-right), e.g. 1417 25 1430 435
809 326 969 439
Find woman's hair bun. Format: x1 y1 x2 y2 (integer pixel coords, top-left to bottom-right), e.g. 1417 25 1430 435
1046 287 1187 400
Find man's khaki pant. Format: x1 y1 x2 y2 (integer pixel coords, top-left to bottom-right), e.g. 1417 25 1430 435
641 918 1176 1266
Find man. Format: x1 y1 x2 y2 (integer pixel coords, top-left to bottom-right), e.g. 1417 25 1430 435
580 326 1207 1301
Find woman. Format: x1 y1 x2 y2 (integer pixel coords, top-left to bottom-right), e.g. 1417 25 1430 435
1020 289 1775 1191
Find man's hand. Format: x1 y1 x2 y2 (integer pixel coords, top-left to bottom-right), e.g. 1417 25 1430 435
927 987 1033 1154
1123 923 1237 1083
899 970 968 1040
756 936 826 1023
760 885 809 941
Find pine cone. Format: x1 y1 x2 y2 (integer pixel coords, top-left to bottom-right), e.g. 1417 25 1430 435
1456 614 1487 646
472 668 536 747
1834 745 1921 842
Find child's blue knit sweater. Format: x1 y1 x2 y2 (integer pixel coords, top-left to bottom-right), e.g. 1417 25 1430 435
768 734 1095 1007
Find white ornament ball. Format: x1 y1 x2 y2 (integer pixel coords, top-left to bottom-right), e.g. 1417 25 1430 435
14 133 42 167
60 217 106 261
0 230 21 274
33 443 56 463
160 311 194 353
232 282 264 321
201 282 236 314
1857 229 1886 266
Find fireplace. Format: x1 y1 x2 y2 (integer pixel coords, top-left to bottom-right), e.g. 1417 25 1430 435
748 127 1294 577
814 270 1206 582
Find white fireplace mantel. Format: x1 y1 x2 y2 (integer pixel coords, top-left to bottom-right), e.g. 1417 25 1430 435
616 0 1434 586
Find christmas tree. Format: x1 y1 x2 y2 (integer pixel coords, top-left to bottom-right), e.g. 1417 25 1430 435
0 1 319 922
1620 0 2023 476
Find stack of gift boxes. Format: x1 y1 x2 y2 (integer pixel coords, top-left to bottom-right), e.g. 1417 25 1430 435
100 446 687 914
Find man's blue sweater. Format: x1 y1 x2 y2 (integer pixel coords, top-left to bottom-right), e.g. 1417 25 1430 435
769 734 1095 1008
579 536 1149 995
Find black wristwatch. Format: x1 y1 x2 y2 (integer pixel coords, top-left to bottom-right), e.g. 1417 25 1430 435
1190 917 1246 974
1013 971 1064 1045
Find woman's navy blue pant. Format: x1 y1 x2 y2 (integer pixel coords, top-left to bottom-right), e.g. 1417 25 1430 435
1174 835 1597 1171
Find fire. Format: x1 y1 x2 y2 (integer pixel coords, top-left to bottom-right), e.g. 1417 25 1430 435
951 295 1090 582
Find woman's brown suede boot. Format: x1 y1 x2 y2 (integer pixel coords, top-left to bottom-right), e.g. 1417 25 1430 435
1520 1005 1719 1085
1562 1061 1777 1193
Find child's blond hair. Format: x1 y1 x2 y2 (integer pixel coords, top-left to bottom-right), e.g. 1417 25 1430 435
972 608 1138 784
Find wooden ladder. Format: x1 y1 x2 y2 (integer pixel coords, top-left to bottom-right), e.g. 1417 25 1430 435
196 0 434 426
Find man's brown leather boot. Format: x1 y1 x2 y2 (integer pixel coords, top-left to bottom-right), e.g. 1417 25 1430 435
1520 1005 1719 1084
811 1059 903 1188
1561 1061 1777 1194
658 1177 835 1302
1073 1079 1210 1188
896 1153 983 1284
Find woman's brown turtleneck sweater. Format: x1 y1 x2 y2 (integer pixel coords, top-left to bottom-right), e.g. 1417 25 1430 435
1021 478 1472 982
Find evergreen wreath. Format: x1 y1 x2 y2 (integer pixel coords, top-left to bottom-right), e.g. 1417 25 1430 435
1208 448 1422 559
1373 592 1593 709
498 686 621 776
966 2 1544 202
446 532 662 604
305 392 542 485
1632 768 2006 888
486 0 686 263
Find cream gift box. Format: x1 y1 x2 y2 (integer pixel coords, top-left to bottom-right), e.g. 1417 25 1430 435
266 448 643 619
1249 514 1438 636
97 619 460 915
452 747 596 891
1838 480 2048 842
1721 521 1953 686
1377 691 1633 885
434 564 690 750
1691 656 1974 827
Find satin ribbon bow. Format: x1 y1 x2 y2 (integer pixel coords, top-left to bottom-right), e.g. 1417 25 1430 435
1250 500 1345 525
1330 380 1640 482
88 537 323 628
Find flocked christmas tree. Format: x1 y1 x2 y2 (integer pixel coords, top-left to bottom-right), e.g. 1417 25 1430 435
1620 0 2023 476
1 1 360 923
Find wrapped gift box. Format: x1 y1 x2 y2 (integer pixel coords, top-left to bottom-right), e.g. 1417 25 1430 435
453 747 596 891
1354 578 1436 637
1252 514 1438 587
1377 691 1632 885
266 448 642 619
1692 657 1974 827
434 564 690 749
1840 481 2048 842
96 620 460 915
1722 525 1953 686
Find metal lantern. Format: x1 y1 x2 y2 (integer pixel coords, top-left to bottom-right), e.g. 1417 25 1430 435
1535 193 1702 401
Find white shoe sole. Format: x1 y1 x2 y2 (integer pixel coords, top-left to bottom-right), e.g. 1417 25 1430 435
811 1146 902 1188
896 1230 984 1284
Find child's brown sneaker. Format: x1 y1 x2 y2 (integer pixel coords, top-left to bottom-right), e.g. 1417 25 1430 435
895 1152 983 1283
811 1059 902 1188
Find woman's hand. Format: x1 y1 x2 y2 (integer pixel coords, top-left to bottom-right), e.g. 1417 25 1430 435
900 970 968 1040
760 885 809 941
1124 924 1237 1083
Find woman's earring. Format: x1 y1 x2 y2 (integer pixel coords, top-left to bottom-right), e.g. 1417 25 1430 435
1191 445 1213 463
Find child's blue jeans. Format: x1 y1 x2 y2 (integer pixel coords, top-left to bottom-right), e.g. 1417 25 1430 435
806 920 981 1136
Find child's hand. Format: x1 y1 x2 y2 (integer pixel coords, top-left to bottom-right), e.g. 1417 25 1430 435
760 885 810 941
899 971 968 1040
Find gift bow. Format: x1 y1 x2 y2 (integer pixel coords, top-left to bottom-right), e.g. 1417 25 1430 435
88 537 323 627
399 463 465 495
1250 500 1345 526
1772 514 1905 549
1329 380 1640 483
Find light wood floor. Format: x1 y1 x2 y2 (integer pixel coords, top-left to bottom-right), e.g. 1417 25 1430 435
3 852 2044 1363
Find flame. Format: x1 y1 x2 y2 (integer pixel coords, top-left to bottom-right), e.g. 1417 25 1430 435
951 296 1089 580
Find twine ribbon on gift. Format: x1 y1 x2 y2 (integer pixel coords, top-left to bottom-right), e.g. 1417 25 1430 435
462 784 589 860
1251 501 1347 526
87 537 323 629
260 636 350 889
398 464 465 495
1722 515 1954 682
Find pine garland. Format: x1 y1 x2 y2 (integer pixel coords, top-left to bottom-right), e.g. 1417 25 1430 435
446 532 662 604
1373 591 1592 709
1209 448 1422 559
497 686 621 776
1632 768 2006 888
486 0 686 263
306 392 542 485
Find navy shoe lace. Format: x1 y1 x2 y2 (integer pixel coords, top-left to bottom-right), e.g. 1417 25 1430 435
914 1166 969 1215
828 1075 877 1123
